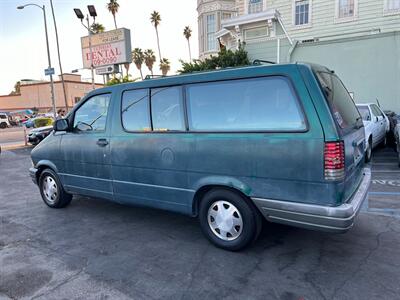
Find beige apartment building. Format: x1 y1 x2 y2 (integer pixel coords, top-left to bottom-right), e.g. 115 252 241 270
0 74 103 112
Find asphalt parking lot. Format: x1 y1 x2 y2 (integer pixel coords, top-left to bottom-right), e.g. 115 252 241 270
0 147 399 300
0 127 26 147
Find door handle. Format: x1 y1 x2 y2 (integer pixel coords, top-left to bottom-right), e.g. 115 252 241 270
97 138 109 147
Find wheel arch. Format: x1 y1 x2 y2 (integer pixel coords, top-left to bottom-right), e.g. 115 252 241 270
35 160 59 182
191 184 253 217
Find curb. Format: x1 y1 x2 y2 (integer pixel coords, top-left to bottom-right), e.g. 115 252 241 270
1 144 33 151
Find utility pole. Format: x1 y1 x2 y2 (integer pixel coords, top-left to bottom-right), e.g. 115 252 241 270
17 3 57 118
74 6 97 90
50 0 69 111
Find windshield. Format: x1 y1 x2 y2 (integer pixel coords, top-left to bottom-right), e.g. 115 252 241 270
315 71 362 130
357 105 371 121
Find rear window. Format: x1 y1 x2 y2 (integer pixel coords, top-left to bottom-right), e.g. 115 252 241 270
357 105 371 121
315 71 361 130
186 77 306 132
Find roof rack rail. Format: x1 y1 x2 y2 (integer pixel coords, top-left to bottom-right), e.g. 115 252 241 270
252 59 276 65
144 74 167 80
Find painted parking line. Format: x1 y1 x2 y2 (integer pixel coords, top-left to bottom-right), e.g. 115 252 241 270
371 180 400 187
368 192 400 196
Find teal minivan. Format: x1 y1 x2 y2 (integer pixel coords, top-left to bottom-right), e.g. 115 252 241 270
30 63 371 251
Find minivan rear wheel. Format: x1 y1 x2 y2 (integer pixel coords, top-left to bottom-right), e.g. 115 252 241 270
39 169 72 208
199 189 262 251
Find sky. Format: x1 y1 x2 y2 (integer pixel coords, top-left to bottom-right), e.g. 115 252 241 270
0 0 199 95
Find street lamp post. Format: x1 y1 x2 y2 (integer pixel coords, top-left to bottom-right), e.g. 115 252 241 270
17 4 57 119
74 6 97 90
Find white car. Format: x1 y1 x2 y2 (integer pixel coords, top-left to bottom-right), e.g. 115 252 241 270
0 113 10 129
356 103 389 162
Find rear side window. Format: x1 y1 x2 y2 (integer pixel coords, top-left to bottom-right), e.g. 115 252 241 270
151 87 185 131
122 89 151 132
315 72 361 130
357 106 371 121
0 115 6 119
371 104 384 118
186 77 306 131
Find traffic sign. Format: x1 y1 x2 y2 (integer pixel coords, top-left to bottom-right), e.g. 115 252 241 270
95 65 119 75
44 68 55 76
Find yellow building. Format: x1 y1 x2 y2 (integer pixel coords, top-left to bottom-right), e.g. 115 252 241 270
0 74 103 112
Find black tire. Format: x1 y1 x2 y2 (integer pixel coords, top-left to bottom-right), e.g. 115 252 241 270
199 189 262 251
39 168 72 208
0 122 6 129
365 139 372 163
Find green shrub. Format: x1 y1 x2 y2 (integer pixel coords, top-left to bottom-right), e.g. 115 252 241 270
106 75 139 86
179 44 250 74
34 117 53 128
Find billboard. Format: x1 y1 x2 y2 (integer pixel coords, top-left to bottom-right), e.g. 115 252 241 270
81 28 132 69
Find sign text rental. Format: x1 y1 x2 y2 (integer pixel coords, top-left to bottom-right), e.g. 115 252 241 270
81 28 132 69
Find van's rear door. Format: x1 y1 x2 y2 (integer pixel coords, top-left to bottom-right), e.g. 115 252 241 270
314 70 366 203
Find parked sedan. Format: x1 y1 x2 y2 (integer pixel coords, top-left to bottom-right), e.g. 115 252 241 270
27 126 53 145
356 103 389 162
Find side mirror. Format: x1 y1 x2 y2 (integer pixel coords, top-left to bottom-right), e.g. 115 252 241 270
366 115 371 121
54 119 69 131
375 116 379 122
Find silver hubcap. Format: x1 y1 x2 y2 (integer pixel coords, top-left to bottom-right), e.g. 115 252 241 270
207 201 243 241
42 176 58 204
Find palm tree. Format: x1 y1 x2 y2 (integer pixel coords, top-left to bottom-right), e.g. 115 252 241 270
183 26 192 61
107 0 119 29
124 63 131 76
90 23 105 34
159 58 171 76
144 49 156 76
132 48 144 80
150 11 162 59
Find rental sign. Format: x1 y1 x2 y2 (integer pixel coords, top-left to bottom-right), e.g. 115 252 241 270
81 28 132 69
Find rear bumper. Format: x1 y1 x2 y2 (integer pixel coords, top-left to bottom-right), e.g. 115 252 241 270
29 167 38 185
252 168 371 233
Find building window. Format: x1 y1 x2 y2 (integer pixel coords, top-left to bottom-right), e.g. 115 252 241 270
384 0 400 13
294 0 310 25
248 0 264 14
222 12 232 20
337 0 356 18
206 14 216 51
74 97 81 103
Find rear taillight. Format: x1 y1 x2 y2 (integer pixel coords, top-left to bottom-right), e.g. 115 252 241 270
324 141 345 181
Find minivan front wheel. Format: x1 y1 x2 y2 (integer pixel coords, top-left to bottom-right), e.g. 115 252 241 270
199 189 262 251
39 169 72 208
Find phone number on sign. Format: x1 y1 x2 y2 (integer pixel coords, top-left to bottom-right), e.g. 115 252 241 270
93 57 118 66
